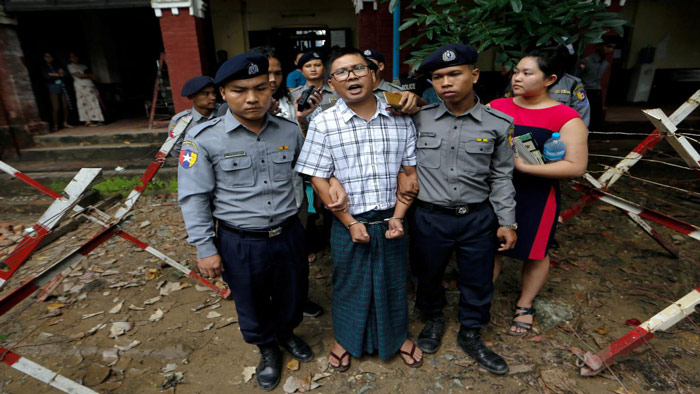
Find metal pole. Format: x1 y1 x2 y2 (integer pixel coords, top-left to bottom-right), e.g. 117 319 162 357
392 0 400 83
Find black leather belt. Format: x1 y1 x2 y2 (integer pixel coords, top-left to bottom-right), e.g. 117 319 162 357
416 200 488 216
218 216 297 238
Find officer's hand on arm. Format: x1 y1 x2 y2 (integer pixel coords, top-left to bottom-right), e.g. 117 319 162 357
326 177 349 212
497 227 517 251
397 169 418 205
198 254 223 278
385 218 404 239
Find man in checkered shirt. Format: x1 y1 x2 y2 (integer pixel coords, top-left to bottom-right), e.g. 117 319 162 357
295 47 423 371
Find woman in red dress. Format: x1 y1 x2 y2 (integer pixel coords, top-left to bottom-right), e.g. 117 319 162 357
490 48 588 335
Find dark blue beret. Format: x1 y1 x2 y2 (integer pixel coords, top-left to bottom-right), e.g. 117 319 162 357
214 53 269 85
181 76 214 97
418 44 478 75
362 49 385 64
297 51 323 69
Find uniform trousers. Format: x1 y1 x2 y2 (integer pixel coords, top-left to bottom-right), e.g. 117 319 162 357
411 202 498 329
216 217 308 345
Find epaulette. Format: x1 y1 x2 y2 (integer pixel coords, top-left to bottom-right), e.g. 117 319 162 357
563 73 583 84
188 117 222 138
387 82 405 92
171 109 191 122
483 106 514 124
272 114 298 127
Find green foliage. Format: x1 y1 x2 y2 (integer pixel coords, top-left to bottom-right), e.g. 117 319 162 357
50 176 178 197
393 0 630 70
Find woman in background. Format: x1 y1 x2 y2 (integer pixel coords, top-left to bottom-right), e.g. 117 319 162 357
67 52 104 127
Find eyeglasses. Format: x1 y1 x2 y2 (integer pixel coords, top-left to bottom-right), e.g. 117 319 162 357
331 65 370 81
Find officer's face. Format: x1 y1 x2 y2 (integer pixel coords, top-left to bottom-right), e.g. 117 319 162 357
192 86 217 111
302 59 324 81
431 65 479 105
328 54 376 104
268 57 284 94
220 75 272 122
511 56 556 96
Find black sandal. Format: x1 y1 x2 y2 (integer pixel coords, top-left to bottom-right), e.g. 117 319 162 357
328 349 350 372
399 341 423 368
508 305 535 336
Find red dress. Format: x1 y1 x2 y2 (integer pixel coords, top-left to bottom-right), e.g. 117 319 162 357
490 98 580 260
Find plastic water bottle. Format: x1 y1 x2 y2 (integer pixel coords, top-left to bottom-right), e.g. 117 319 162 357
543 132 566 162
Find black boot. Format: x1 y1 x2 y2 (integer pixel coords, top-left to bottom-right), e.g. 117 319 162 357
256 343 282 391
303 299 324 317
277 332 314 362
417 315 445 354
457 328 509 375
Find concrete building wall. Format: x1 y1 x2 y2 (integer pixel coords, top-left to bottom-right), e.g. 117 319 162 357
622 0 700 69
209 0 357 56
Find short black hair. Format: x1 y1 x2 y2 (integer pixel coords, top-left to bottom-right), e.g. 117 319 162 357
523 47 567 90
326 47 378 77
250 46 288 100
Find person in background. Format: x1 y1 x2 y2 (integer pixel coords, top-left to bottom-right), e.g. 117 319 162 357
576 36 617 129
362 48 424 114
286 51 307 91
491 48 588 336
169 76 217 158
41 52 72 131
67 52 104 127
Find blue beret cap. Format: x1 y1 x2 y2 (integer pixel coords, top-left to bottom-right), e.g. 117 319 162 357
180 76 214 97
362 49 385 64
214 53 269 85
297 51 323 69
418 44 478 75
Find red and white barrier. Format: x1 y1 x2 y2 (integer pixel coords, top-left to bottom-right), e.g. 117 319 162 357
0 347 98 393
574 286 700 376
560 89 700 223
0 167 101 288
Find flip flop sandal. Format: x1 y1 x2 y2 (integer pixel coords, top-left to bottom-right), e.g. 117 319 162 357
508 305 536 336
328 350 350 372
399 341 423 368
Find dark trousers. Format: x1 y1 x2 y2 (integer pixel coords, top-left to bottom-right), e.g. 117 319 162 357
216 217 308 345
49 91 69 130
411 203 498 329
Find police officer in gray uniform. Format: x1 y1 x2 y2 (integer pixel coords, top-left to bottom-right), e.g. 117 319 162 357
169 76 217 158
178 53 313 391
408 44 517 375
289 51 340 128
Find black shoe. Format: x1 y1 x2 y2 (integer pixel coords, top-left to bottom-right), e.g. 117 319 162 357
277 333 314 362
457 328 509 375
256 343 282 391
303 300 324 317
417 316 445 354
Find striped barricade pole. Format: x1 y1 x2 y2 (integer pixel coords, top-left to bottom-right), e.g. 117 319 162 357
573 286 700 376
0 166 101 288
0 347 98 394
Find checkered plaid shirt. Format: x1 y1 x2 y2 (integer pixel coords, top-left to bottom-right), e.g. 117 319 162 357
295 96 417 215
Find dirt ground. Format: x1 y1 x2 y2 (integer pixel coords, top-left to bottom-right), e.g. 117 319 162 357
0 138 699 394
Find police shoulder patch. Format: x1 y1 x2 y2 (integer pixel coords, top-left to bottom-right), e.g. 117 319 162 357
574 85 587 102
179 141 199 169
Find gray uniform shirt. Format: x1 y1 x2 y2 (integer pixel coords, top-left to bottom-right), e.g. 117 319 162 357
177 110 304 258
374 79 404 93
413 99 516 225
169 108 216 158
577 53 608 90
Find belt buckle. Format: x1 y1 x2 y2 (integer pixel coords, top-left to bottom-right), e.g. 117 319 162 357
268 227 282 238
456 206 468 215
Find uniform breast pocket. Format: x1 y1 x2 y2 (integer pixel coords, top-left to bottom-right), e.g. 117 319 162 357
463 141 494 174
219 156 255 187
416 137 442 169
271 151 293 182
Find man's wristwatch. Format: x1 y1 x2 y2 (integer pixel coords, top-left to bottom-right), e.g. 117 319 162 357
500 223 518 230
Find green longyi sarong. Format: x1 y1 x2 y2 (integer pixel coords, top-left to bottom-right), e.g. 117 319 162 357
330 209 408 361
